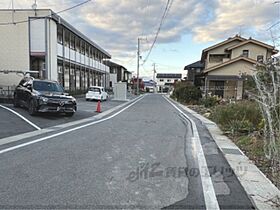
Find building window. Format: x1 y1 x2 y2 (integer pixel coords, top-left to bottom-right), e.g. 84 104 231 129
257 55 264 62
209 54 230 63
81 41 85 54
57 26 63 44
70 34 75 50
242 50 249 58
75 39 80 53
64 30 70 47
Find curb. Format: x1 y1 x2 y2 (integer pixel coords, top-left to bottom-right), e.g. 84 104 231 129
175 102 280 210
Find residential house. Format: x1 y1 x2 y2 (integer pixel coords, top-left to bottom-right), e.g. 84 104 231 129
104 60 132 89
0 9 111 91
185 35 278 99
184 60 204 86
156 73 182 92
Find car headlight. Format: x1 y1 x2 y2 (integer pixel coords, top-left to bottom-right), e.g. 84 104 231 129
39 96 49 103
71 98 76 103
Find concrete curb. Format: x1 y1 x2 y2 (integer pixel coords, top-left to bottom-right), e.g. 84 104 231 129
175 102 280 210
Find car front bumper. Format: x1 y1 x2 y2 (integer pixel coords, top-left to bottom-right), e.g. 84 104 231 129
37 100 77 113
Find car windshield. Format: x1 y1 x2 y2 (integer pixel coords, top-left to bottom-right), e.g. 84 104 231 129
89 87 100 92
33 81 64 92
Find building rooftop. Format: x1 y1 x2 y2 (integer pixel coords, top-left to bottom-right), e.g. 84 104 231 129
184 60 204 70
156 73 182 79
103 60 132 73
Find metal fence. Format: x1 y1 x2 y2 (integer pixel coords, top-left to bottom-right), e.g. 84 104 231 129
0 86 16 99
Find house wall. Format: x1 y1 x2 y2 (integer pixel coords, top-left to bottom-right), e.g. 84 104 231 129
207 60 254 76
237 80 243 99
0 10 51 86
156 78 178 86
109 73 117 88
223 80 237 99
231 43 269 61
206 40 242 69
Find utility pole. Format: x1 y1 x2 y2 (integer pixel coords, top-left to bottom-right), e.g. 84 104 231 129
153 63 156 92
137 38 140 95
136 37 147 95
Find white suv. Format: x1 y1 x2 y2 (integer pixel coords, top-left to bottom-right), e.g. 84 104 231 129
85 86 108 101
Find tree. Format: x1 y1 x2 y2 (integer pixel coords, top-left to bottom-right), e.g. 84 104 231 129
252 59 280 186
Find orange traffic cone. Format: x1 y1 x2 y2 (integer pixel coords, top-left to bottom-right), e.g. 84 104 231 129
96 100 101 113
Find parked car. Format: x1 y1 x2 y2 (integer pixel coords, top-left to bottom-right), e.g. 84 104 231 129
13 77 77 116
85 86 108 101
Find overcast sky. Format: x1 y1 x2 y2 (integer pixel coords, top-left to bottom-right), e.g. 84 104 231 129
1 0 280 78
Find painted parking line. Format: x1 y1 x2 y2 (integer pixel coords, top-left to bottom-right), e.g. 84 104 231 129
0 95 144 155
163 96 220 210
0 105 41 130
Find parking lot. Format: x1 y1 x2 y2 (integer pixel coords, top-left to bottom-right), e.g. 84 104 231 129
0 97 131 139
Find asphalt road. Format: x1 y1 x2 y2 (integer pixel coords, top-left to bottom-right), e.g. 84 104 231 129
0 98 124 139
0 94 254 209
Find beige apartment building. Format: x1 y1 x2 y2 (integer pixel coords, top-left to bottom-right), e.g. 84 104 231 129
0 9 111 91
186 35 278 99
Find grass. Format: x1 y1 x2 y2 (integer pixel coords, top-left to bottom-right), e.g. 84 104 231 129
185 100 280 189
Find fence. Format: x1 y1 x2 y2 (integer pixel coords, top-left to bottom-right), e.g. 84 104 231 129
0 86 16 103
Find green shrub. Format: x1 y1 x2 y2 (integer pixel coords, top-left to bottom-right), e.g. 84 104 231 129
211 101 262 134
172 85 202 104
200 96 219 108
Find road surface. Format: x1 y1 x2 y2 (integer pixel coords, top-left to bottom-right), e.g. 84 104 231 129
0 94 254 209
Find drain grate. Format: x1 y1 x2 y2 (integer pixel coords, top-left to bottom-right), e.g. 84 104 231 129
221 148 243 155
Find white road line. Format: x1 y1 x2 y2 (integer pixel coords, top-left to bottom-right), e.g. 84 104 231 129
163 96 220 210
0 105 41 130
0 95 144 155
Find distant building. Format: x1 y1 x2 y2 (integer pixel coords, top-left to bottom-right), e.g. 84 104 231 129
156 73 182 92
104 60 132 89
0 9 111 91
143 80 156 92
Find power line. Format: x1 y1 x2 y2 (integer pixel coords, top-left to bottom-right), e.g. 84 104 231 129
0 0 91 26
56 0 91 14
142 0 174 65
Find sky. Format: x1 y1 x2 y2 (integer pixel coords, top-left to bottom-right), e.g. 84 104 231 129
1 0 280 79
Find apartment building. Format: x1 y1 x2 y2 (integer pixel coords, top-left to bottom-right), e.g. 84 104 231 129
0 9 111 91
104 60 132 89
185 35 278 99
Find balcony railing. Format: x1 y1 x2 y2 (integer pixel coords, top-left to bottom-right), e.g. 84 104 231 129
58 44 109 73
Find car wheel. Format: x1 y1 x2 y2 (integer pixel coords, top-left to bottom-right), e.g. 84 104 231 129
86 99 89 101
65 112 74 117
28 99 37 116
13 95 19 107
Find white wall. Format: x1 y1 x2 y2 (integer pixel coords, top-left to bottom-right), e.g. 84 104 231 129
0 10 51 86
30 18 46 53
47 18 58 81
110 73 117 88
